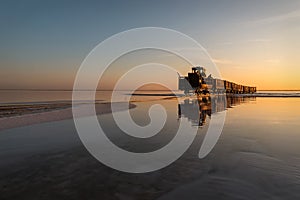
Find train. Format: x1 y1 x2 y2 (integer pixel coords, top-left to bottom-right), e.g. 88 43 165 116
178 66 256 95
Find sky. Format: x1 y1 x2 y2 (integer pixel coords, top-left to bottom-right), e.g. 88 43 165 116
1 0 300 90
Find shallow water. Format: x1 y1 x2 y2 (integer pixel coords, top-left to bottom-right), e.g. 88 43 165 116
0 96 299 199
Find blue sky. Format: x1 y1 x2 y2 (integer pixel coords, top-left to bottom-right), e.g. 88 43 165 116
1 0 300 89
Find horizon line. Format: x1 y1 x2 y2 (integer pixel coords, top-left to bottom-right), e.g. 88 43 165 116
1 89 300 91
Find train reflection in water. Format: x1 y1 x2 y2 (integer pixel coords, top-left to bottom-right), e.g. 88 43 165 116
178 95 256 127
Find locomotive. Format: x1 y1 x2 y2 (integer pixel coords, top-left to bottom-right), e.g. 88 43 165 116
178 66 256 95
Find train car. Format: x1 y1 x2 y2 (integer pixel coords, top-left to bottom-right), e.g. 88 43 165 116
215 79 225 94
249 87 256 93
232 83 238 94
243 86 250 93
204 75 214 92
237 84 243 94
224 80 232 93
204 76 225 94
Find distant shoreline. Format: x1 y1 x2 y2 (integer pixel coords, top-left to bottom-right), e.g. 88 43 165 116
1 89 300 91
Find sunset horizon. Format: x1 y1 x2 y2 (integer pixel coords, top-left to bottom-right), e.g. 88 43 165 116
1 1 299 200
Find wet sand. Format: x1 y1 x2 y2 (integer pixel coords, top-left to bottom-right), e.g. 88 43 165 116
0 97 299 199
0 102 136 131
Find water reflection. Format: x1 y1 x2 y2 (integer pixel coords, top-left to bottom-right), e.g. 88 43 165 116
178 95 256 126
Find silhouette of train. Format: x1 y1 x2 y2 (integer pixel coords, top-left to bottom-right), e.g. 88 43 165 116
178 66 256 94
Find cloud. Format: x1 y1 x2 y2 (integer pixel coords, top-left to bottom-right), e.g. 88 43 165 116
216 42 233 46
215 39 271 47
212 59 233 65
246 9 300 25
265 59 280 64
246 39 272 43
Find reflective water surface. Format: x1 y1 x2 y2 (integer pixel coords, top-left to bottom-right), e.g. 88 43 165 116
0 95 299 199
